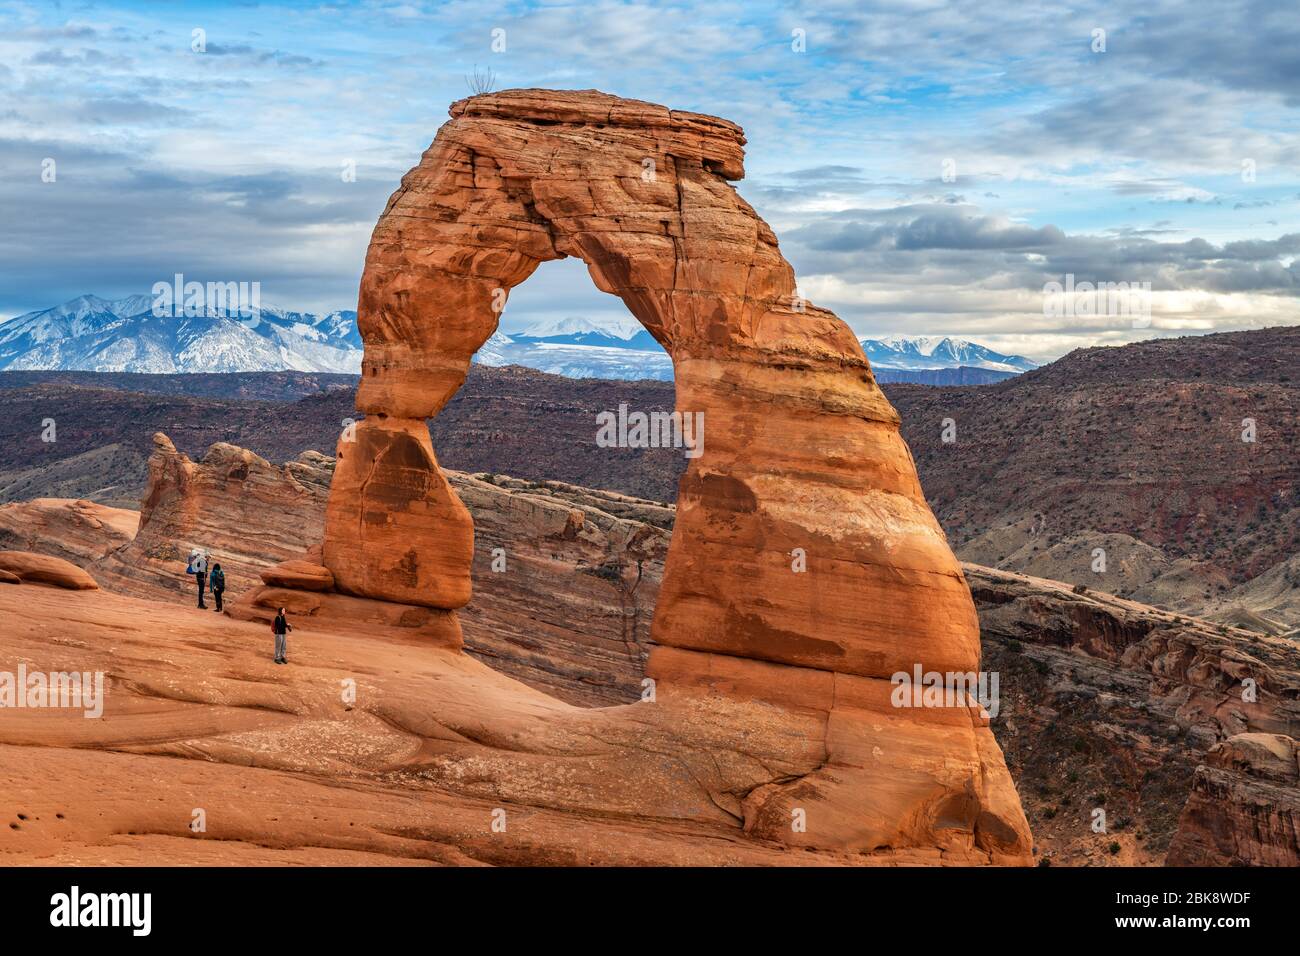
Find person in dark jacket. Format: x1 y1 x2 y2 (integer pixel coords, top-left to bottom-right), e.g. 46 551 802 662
272 607 293 664
209 563 226 612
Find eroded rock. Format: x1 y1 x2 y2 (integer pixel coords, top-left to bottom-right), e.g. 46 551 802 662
0 550 98 590
92 433 334 599
1166 733 1299 866
313 89 1028 860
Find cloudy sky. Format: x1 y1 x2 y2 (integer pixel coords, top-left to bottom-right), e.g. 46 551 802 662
1 0 1296 361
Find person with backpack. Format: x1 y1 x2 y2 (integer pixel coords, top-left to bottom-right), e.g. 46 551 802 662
272 607 293 664
188 549 209 609
209 563 226 612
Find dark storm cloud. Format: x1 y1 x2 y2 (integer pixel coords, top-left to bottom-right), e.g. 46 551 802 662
1127 0 1300 105
789 204 1065 252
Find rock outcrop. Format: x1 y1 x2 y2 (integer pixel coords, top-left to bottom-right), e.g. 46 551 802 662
262 560 336 592
0 582 987 866
307 89 1029 860
968 563 1300 865
0 551 99 590
0 498 138 564
92 433 669 707
7 434 1298 863
92 433 335 599
1165 733 1300 866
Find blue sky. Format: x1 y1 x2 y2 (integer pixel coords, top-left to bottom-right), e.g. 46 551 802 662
1 0 1297 361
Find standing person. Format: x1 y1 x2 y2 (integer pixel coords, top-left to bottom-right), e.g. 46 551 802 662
188 549 208 609
209 562 226 612
272 607 293 664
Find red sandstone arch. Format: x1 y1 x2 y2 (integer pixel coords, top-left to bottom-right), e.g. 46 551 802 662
313 90 1032 860
323 88 978 686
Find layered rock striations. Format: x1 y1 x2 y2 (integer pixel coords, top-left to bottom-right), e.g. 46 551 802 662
0 550 99 590
9 433 1298 862
308 89 1030 860
969 564 1300 865
1166 733 1299 866
93 433 334 599
97 433 669 707
0 498 137 565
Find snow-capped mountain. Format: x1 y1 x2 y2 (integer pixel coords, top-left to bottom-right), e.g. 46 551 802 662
475 316 674 380
0 298 1038 383
510 315 663 352
859 336 1038 373
0 294 361 374
478 319 1037 381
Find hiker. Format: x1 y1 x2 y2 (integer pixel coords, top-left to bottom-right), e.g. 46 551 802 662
188 549 209 609
209 562 226 612
272 607 293 665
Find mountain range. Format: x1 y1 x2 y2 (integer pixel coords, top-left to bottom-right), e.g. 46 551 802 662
0 294 362 374
860 335 1038 374
0 295 1037 382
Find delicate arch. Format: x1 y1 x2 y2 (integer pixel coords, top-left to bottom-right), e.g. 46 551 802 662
324 88 980 685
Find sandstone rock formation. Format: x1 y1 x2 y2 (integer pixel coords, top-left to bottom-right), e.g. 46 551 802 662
93 433 334 599
0 550 99 590
0 582 971 866
1165 734 1299 866
0 498 137 564
93 434 669 706
6 432 1299 863
307 89 1029 859
262 560 336 592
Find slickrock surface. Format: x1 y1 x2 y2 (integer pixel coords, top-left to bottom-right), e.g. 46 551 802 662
0 498 137 564
317 89 1027 858
0 550 99 590
5 443 1298 863
967 564 1300 866
1166 733 1299 866
262 560 336 592
87 433 669 707
0 584 1005 866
